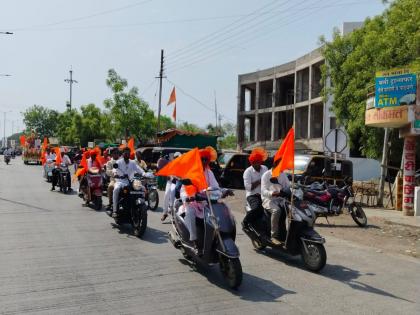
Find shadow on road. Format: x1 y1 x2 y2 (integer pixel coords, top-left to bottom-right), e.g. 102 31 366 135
322 264 413 303
178 258 296 302
0 196 53 212
110 223 168 244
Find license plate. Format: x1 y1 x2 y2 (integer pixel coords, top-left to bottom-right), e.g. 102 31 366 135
130 191 143 195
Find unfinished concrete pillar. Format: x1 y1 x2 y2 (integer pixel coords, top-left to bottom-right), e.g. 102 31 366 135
255 80 260 142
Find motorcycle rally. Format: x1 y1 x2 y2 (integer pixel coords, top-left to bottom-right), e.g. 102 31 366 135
13 127 370 291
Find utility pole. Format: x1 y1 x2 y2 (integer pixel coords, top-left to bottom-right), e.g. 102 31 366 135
64 67 78 110
377 128 390 206
214 90 218 129
156 49 165 137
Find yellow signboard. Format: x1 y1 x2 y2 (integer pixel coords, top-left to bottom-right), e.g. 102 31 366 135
365 105 409 128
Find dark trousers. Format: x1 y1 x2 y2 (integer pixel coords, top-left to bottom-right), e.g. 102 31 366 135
243 194 264 226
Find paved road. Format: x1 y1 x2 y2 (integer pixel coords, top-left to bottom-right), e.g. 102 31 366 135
0 161 419 314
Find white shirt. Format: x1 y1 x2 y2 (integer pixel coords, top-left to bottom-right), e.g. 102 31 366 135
106 158 118 178
114 158 145 183
243 165 268 197
60 154 72 166
180 167 220 202
46 153 56 160
261 169 291 209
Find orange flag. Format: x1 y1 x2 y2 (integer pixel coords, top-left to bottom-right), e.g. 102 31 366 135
272 128 294 177
167 87 176 105
19 135 26 146
75 151 89 178
54 147 62 165
42 137 48 149
172 104 177 121
156 148 207 194
127 137 135 159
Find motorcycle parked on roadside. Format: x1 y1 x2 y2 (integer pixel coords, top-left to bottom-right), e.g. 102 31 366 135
111 173 149 238
298 177 367 227
44 159 55 182
80 167 103 210
168 184 242 289
243 185 327 272
57 163 71 194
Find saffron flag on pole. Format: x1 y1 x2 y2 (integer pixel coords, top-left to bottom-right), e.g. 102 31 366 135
167 87 176 105
272 128 294 177
156 148 207 194
172 104 177 121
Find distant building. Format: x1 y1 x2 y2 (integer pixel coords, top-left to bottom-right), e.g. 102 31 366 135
236 23 363 156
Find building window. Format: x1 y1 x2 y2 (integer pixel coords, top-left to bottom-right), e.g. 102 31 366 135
295 107 308 139
310 103 323 138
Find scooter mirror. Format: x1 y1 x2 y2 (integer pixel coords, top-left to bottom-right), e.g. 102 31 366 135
181 178 192 185
113 163 118 169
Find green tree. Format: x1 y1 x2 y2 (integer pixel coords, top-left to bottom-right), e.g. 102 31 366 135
159 115 176 131
22 105 59 137
321 0 420 158
79 104 108 145
104 69 156 142
177 121 204 133
56 109 82 145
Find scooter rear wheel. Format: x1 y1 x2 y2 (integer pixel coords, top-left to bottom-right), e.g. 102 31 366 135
301 242 326 272
219 256 242 289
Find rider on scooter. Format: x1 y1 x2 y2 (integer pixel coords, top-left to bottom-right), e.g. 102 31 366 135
110 147 146 218
51 148 72 191
180 147 219 253
261 158 291 245
242 148 268 231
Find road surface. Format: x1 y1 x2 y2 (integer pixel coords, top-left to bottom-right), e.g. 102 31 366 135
0 161 418 314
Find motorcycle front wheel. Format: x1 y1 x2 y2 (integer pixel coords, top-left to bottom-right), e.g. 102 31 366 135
147 190 159 211
300 242 326 272
131 206 147 238
349 203 367 227
219 256 242 289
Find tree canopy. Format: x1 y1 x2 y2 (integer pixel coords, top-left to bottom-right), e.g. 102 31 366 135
321 0 420 159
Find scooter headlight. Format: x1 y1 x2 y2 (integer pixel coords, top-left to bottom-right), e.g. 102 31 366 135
132 179 142 191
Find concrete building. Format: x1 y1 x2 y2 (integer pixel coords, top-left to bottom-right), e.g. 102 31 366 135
236 23 362 156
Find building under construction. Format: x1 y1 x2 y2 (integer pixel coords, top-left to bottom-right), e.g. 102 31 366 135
236 23 362 156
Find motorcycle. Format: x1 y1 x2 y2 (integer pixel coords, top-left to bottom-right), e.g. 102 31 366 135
57 163 71 194
298 177 367 227
168 185 242 289
243 185 327 272
4 154 10 165
44 159 55 182
111 173 149 238
80 167 103 210
142 175 159 211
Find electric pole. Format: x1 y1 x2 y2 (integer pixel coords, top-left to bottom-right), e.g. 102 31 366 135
156 49 165 137
64 67 78 110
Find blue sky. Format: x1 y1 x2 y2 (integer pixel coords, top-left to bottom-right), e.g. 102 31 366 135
0 0 386 136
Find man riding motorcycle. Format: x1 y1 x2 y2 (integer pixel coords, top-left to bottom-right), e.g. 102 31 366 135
110 147 146 218
261 157 291 245
242 148 268 231
51 148 72 191
106 148 120 210
179 147 219 252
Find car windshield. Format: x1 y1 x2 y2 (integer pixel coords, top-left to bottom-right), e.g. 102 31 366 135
219 152 234 166
294 156 311 172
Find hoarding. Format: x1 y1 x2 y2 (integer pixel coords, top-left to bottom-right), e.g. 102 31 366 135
365 105 409 128
375 68 416 108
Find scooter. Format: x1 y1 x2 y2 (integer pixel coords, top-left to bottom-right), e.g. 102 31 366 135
44 159 55 182
57 163 71 194
168 185 242 289
81 167 103 210
111 173 149 238
298 177 367 227
243 185 327 272
4 154 10 165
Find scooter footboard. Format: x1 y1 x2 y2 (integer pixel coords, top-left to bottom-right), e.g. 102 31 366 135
217 236 240 259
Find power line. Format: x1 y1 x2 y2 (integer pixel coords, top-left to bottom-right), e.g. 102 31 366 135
167 0 359 73
139 78 157 98
165 78 235 123
166 0 282 59
167 0 310 68
11 0 155 31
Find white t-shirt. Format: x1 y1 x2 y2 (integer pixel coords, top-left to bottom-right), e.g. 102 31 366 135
243 165 268 197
